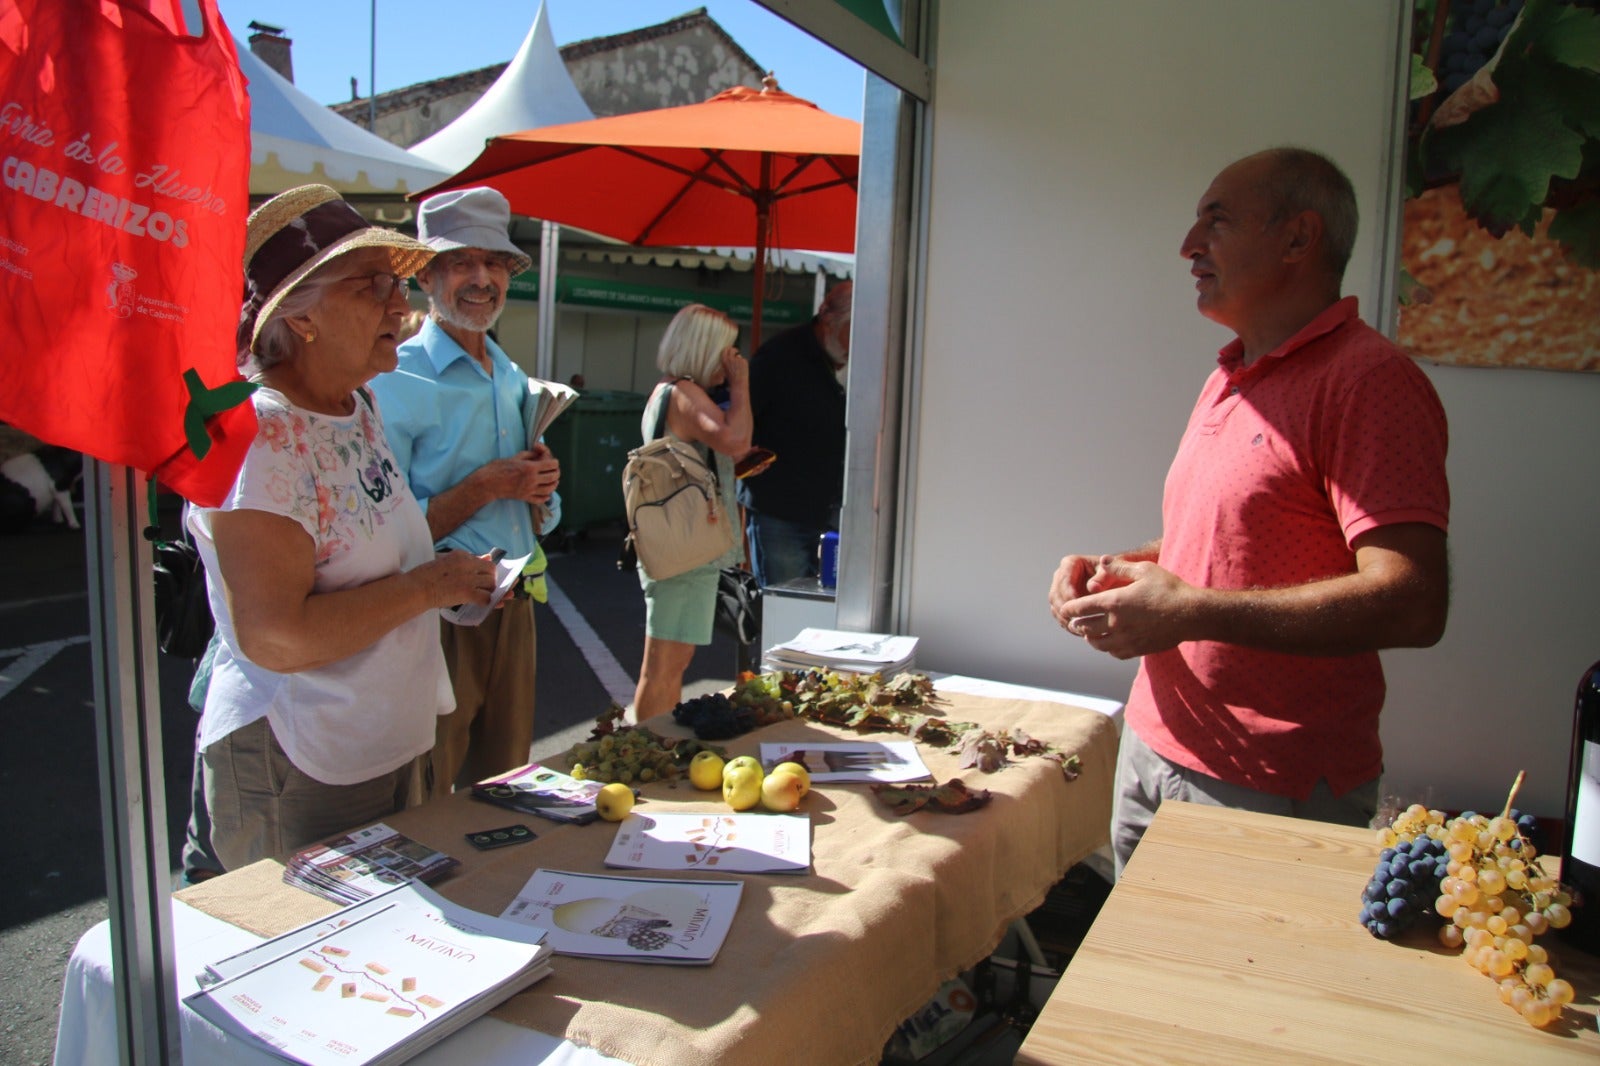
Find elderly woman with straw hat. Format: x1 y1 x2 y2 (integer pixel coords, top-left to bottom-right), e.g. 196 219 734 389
186 185 498 870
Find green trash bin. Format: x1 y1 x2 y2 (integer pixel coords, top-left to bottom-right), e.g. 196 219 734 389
543 389 648 534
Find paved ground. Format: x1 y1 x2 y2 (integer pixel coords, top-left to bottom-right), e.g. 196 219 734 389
0 504 739 1065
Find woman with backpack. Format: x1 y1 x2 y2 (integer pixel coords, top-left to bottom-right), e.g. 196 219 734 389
632 304 752 718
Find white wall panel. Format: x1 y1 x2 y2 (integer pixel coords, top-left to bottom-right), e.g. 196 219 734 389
908 0 1596 815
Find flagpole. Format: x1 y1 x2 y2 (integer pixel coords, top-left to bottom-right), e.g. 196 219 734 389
369 0 377 130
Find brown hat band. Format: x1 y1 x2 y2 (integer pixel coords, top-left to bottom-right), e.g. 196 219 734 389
238 198 371 354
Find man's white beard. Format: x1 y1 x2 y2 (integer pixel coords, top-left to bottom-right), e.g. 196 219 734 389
430 285 504 333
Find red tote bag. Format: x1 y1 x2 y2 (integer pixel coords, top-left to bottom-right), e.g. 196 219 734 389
0 0 255 506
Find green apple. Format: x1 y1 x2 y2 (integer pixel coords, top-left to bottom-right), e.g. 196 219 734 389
722 765 762 811
771 761 811 797
760 770 806 812
688 751 726 791
595 782 635 822
723 755 762 782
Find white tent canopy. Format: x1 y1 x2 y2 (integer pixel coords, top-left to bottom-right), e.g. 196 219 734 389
235 38 448 196
408 1 594 173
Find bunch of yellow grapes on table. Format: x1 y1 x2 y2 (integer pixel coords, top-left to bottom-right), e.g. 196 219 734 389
1376 773 1579 1029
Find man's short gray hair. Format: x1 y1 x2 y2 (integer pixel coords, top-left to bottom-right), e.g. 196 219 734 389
1252 147 1359 282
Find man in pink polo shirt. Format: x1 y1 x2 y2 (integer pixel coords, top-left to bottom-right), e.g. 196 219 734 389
1049 148 1450 876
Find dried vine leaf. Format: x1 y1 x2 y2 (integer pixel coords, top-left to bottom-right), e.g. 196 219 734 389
871 779 992 816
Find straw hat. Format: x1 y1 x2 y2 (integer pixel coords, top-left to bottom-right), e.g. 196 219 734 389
238 184 434 359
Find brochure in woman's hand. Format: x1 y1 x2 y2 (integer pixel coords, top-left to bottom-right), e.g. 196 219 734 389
441 551 530 627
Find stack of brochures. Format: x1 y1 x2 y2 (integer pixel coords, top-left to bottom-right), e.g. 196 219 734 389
187 881 553 1066
283 822 459 906
762 627 918 676
470 762 605 825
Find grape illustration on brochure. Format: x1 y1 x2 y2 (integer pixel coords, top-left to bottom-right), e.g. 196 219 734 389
760 740 932 783
604 811 811 873
501 869 743 964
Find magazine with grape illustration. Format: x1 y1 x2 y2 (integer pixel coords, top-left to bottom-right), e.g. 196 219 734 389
501 869 743 965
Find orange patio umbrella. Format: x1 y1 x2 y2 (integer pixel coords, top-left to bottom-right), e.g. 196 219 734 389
418 76 861 347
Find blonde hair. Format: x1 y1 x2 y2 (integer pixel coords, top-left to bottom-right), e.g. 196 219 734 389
656 304 736 386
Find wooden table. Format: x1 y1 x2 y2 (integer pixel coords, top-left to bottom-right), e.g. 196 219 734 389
1015 801 1600 1065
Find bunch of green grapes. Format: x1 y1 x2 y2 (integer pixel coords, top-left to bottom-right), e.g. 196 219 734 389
564 727 682 786
1377 791 1578 1028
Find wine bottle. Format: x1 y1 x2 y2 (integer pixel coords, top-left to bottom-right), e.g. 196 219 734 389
1558 660 1600 954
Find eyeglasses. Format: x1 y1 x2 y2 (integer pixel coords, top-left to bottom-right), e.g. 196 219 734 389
347 272 410 303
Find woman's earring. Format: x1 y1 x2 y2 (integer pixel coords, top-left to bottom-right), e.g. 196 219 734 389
304 329 317 344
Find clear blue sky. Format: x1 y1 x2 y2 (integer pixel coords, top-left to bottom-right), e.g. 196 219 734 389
213 1 866 121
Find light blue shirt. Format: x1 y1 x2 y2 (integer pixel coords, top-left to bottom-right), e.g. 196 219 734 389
369 317 560 558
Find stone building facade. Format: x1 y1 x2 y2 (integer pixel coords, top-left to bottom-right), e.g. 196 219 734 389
325 8 766 146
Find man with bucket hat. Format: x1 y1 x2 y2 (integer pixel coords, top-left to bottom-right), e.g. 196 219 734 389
370 187 561 798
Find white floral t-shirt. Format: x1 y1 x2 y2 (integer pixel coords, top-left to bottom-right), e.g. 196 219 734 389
189 387 452 786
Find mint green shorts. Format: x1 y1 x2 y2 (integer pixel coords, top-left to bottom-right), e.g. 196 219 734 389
639 564 719 645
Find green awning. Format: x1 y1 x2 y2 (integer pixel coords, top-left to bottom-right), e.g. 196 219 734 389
507 274 812 326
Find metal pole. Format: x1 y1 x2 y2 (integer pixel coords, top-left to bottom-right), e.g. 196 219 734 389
369 0 377 131
85 460 181 1065
835 0 930 633
536 220 560 381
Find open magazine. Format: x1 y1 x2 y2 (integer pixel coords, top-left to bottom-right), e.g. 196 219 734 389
604 811 811 874
523 378 578 532
501 869 742 965
186 881 553 1066
759 741 933 783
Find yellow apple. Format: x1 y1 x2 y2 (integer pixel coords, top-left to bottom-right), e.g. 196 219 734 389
688 750 726 791
595 782 635 822
760 770 806 812
723 755 763 782
722 765 763 811
771 761 811 797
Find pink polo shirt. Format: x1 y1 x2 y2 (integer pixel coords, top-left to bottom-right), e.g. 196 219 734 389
1125 297 1449 800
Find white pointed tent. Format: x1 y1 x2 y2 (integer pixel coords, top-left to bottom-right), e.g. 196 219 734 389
407 1 595 377
408 1 594 171
236 38 448 196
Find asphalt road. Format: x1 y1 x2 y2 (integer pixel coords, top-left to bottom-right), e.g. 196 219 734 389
0 506 739 1065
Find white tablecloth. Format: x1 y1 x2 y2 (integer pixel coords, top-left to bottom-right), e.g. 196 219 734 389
53 898 621 1066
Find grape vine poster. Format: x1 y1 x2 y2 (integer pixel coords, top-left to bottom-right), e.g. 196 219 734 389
1396 0 1599 374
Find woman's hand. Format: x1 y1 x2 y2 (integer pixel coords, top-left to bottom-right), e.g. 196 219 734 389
720 346 748 389
414 549 498 608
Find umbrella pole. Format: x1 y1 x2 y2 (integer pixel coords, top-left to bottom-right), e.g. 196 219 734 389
751 157 772 351
751 241 766 351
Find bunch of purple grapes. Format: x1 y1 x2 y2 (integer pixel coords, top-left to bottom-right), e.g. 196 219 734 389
1438 0 1521 95
1361 834 1450 939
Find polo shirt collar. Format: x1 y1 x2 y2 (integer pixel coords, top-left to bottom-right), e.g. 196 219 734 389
1217 296 1360 374
417 316 505 377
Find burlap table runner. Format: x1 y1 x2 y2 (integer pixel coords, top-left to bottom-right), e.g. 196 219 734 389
180 692 1118 1066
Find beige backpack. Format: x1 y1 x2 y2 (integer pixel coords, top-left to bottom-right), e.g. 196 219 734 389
621 387 735 580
